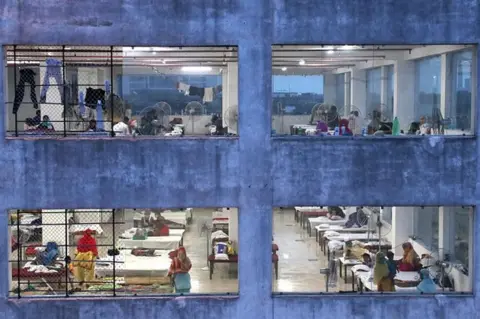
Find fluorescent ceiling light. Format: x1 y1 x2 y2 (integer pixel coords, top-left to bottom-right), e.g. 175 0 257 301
299 59 305 65
181 66 212 72
281 67 287 71
324 46 334 50
327 50 334 54
339 45 359 50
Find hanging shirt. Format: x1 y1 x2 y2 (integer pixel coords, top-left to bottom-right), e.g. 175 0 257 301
178 82 190 95
189 86 205 99
203 87 214 103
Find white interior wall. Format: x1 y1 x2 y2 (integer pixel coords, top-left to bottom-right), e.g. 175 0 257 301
393 59 415 131
42 209 72 257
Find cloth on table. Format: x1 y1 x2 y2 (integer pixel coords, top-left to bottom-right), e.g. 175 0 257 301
351 264 371 274
324 230 340 237
23 261 59 273
211 230 229 241
328 240 344 252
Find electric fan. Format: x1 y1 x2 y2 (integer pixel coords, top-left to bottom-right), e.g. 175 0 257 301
185 101 204 134
224 105 238 135
138 102 172 136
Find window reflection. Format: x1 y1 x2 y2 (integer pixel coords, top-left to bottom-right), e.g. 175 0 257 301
366 68 382 120
415 56 442 126
448 50 473 131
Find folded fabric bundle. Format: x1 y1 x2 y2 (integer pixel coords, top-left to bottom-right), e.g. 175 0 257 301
131 248 155 256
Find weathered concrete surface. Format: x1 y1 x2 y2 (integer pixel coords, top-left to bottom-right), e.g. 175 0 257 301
0 1 479 319
273 136 477 206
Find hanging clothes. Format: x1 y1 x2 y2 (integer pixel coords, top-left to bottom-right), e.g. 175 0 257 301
189 86 205 99
203 87 214 103
84 88 106 109
39 58 64 104
177 82 190 95
13 68 39 114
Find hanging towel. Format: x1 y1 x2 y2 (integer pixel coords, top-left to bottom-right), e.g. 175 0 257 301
203 87 214 103
178 82 190 95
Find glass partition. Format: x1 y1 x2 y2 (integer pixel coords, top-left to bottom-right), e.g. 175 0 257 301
272 206 473 294
9 208 239 297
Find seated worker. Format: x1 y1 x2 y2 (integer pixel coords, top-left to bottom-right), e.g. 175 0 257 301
113 116 130 136
327 206 346 220
37 115 55 131
398 242 421 271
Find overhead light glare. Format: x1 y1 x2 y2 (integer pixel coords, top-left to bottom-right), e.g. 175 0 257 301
181 66 212 72
327 50 334 54
339 45 358 51
281 67 287 71
299 59 305 65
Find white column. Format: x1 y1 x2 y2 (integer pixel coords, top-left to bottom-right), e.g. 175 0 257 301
223 62 238 134
380 66 388 117
350 69 366 116
392 207 415 256
323 74 336 104
226 207 239 250
394 59 415 131
438 207 455 260
344 72 351 116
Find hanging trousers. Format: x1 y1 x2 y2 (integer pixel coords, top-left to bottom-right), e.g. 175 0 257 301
39 58 64 104
13 68 38 114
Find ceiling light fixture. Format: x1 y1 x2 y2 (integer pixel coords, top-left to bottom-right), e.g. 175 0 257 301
181 66 212 72
327 50 334 54
339 45 357 51
299 59 305 65
281 67 287 71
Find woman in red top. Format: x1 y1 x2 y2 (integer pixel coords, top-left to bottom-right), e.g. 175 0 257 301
168 247 192 293
397 242 421 272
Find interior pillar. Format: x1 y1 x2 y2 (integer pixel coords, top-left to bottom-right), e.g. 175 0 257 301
350 69 366 117
344 72 351 116
394 59 415 131
380 66 388 117
392 206 415 256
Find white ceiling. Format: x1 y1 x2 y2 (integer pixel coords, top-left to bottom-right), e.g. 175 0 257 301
4 44 472 75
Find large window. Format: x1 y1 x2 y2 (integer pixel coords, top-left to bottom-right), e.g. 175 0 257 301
9 208 239 297
448 50 473 131
4 45 236 138
414 56 441 121
366 67 382 119
272 206 473 294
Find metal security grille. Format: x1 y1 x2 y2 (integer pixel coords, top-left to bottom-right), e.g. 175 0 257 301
4 45 238 138
8 208 204 298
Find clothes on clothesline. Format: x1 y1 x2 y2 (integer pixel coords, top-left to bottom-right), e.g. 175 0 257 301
177 82 221 103
40 58 64 104
84 88 106 109
13 69 39 114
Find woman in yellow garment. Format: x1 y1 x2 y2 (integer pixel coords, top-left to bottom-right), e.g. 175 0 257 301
373 252 395 292
73 229 98 289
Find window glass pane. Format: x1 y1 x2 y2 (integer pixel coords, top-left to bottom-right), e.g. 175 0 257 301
272 206 473 294
272 75 324 134
366 67 382 120
448 50 473 131
270 44 475 137
9 208 239 297
415 56 442 123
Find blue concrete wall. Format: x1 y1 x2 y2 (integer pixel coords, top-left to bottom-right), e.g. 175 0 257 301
0 1 478 319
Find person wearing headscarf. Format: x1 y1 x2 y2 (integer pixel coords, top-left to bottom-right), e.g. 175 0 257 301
417 268 437 293
373 252 395 292
168 247 192 293
73 229 98 289
398 242 420 272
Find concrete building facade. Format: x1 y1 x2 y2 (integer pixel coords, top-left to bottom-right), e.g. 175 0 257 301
0 1 478 318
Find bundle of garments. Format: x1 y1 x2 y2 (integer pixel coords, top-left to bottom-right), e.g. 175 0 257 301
36 242 59 267
177 82 222 103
